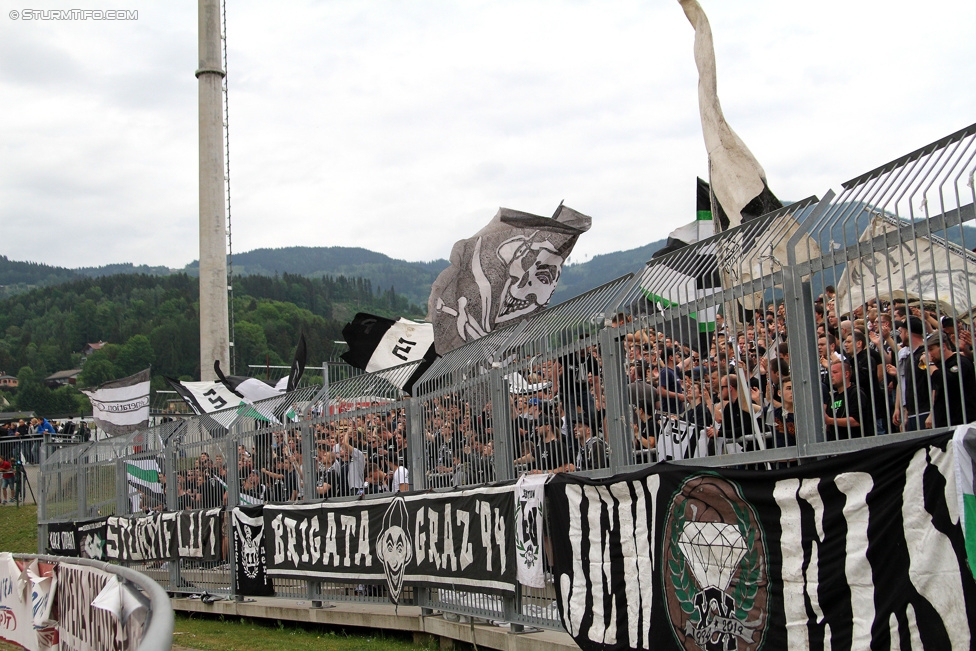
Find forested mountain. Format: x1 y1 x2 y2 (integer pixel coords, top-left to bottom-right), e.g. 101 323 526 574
0 255 80 298
553 240 667 302
184 246 449 308
0 272 424 416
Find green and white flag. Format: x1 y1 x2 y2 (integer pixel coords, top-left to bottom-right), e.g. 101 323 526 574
126 459 163 495
639 178 721 350
953 424 976 577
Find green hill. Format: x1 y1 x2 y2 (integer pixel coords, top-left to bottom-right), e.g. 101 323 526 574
184 246 450 309
0 271 425 417
553 239 667 303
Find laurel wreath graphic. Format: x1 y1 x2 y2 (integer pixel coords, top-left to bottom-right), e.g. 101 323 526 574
731 500 761 622
667 502 698 617
667 493 763 624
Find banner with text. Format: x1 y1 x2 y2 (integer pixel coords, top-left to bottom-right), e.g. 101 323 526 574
57 562 142 651
46 520 79 557
105 508 222 562
264 485 515 603
233 505 275 597
547 433 976 651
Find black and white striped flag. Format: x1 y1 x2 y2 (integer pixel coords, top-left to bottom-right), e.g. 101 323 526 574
340 312 438 395
213 332 307 402
164 377 244 415
80 368 151 436
547 433 976 651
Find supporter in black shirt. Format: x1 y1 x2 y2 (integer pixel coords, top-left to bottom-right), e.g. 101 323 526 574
572 419 607 471
712 374 761 450
531 412 575 474
845 330 888 433
924 334 976 428
557 339 601 424
824 361 873 440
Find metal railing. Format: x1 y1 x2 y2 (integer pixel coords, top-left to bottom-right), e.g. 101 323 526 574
36 122 976 632
14 553 173 651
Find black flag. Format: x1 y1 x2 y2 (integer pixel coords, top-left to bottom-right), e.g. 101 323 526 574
286 332 307 392
341 313 437 395
233 505 275 597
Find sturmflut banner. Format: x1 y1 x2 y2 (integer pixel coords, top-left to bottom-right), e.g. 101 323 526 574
104 508 222 562
264 485 515 603
547 433 976 651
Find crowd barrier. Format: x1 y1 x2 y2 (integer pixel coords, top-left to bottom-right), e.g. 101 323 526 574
0 553 173 651
35 123 976 633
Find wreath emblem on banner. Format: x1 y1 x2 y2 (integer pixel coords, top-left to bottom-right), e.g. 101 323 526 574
662 474 769 651
515 488 540 569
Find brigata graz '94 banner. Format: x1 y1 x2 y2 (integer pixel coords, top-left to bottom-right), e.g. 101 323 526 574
264 485 514 602
547 433 976 651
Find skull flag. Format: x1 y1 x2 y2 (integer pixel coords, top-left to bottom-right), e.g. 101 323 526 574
427 204 591 355
233 505 274 597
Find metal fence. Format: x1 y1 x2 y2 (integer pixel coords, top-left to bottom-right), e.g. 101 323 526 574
14 553 174 651
36 123 976 631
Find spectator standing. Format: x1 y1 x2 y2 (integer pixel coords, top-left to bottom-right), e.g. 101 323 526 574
845 330 889 434
824 361 872 440
893 317 931 432
924 333 976 428
390 456 410 493
0 455 13 504
572 419 608 471
657 347 686 415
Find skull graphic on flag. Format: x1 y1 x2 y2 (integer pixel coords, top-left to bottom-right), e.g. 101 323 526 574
427 204 591 355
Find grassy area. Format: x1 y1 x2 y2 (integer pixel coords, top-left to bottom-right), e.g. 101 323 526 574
0 503 38 553
174 614 435 651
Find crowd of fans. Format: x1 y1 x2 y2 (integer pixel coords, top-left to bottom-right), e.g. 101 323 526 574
411 288 976 484
133 410 413 512
126 288 976 512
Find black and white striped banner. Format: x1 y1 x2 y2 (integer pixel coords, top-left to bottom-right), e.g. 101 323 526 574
547 433 976 651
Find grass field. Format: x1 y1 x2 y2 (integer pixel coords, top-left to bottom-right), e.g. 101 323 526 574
0 503 39 553
173 614 433 651
0 503 433 651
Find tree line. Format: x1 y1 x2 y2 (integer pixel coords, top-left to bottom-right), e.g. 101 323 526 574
0 272 426 417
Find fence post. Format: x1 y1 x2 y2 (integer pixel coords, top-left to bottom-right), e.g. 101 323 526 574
407 399 424 491
784 277 825 457
406 396 433 613
599 327 630 472
490 369 515 483
300 418 325 607
784 193 834 458
165 433 180 592
37 436 49 554
226 419 242 601
72 446 87 521
487 369 522 630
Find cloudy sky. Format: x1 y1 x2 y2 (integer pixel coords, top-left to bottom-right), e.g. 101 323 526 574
1 1 973 270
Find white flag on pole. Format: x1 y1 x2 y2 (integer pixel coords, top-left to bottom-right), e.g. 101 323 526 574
81 369 150 436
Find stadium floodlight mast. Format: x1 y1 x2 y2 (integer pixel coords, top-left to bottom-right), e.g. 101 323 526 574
196 0 230 381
